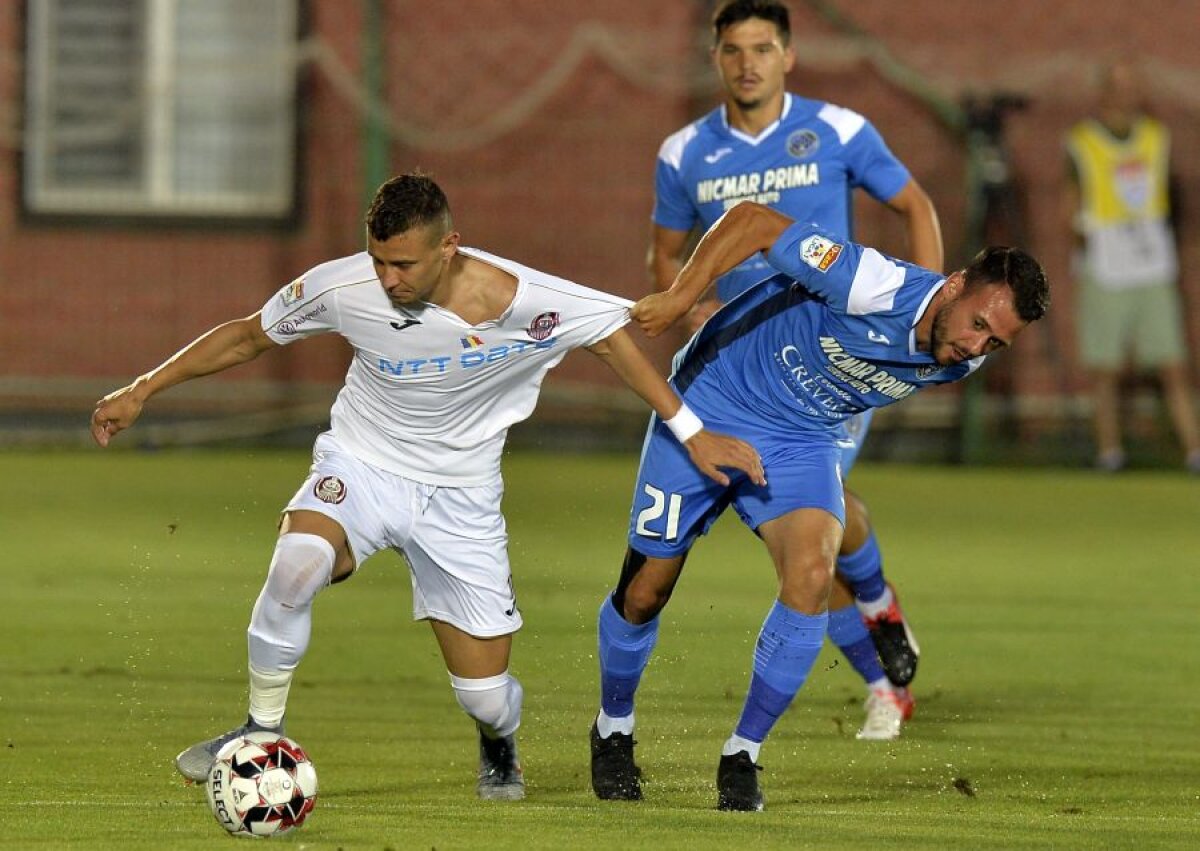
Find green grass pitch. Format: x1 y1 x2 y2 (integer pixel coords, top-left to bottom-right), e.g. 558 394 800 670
2 448 1198 848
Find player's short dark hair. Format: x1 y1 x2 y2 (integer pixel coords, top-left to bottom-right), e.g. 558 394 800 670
365 171 453 243
962 246 1049 323
712 0 791 46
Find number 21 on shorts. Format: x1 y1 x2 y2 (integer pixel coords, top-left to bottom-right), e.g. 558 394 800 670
635 484 683 541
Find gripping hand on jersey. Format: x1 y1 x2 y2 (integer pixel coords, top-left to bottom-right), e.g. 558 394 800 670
630 291 692 338
683 429 766 488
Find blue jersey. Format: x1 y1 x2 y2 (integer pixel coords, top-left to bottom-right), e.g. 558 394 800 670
653 94 911 302
839 409 874 474
626 226 980 553
672 221 982 442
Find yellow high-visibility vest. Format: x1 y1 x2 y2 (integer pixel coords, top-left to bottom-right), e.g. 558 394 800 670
1066 116 1177 288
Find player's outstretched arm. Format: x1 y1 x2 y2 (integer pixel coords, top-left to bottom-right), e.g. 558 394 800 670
586 328 765 487
90 313 278 447
631 202 794 337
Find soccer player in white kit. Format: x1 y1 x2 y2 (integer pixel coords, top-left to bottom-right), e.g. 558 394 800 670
90 172 764 801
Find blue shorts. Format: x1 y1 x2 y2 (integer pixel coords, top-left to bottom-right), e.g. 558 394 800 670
626 416 846 559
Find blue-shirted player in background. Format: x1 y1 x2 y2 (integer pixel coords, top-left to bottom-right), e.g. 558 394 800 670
644 0 941 742
592 200 1048 811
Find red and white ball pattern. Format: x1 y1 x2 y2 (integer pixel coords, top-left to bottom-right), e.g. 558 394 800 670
206 732 318 838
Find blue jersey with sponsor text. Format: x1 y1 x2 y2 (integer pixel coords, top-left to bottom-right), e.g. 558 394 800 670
653 94 911 302
671 222 981 443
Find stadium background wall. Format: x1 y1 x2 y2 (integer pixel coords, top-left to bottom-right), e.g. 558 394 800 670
2 1 1198 458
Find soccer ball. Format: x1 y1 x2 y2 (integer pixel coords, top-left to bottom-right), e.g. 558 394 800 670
206 731 318 838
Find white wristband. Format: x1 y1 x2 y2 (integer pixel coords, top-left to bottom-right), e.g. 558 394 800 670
664 403 704 443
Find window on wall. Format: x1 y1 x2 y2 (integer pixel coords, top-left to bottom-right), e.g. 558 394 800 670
24 0 301 221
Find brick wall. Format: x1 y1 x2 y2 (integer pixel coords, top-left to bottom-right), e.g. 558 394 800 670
2 0 1198 421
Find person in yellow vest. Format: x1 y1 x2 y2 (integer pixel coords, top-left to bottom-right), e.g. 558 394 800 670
1064 58 1200 473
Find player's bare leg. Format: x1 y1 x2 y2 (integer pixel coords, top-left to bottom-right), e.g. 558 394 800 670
429 620 525 801
592 548 686 801
175 511 351 783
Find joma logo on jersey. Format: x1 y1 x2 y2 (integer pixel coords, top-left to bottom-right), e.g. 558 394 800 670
695 163 820 203
377 338 557 376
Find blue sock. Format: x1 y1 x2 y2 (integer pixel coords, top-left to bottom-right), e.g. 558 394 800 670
597 595 659 719
837 531 886 603
827 603 887 684
734 601 828 743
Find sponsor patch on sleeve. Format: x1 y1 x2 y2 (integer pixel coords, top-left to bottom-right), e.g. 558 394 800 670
799 235 843 272
281 279 305 306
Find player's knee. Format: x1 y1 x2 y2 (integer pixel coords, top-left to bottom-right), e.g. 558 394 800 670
613 547 678 624
263 532 336 609
622 581 672 624
778 556 835 612
451 672 522 738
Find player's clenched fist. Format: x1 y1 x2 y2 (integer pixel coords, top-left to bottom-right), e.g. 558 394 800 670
90 384 145 447
630 291 690 338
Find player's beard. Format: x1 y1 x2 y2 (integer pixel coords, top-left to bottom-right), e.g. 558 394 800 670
732 93 764 111
928 301 961 365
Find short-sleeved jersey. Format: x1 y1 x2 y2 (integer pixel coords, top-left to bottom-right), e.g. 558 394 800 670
653 94 912 301
672 222 982 440
260 247 632 486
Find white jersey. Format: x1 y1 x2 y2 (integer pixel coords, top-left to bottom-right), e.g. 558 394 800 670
260 247 632 486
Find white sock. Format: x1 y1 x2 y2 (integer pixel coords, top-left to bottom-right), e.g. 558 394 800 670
867 677 892 694
856 585 894 619
722 733 761 763
248 664 292 728
596 710 635 738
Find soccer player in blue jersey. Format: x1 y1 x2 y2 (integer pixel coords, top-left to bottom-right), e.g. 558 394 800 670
645 0 940 740
591 200 1048 810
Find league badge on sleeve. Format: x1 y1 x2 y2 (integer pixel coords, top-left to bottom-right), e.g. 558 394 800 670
281 279 305 306
800 235 843 273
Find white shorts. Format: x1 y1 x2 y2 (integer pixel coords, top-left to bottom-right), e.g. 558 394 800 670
284 433 521 638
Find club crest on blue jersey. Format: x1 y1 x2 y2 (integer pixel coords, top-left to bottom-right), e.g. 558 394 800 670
786 129 820 159
527 311 560 341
